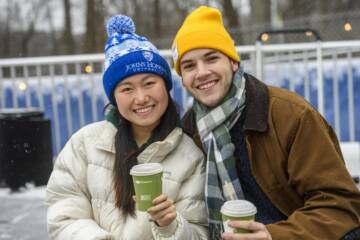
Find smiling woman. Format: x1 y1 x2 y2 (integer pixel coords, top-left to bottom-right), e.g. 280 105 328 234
114 73 169 146
45 14 208 240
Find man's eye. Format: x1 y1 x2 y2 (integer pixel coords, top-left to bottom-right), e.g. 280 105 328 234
208 56 219 62
182 64 194 70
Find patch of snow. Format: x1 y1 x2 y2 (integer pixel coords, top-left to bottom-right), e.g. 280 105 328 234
0 183 45 199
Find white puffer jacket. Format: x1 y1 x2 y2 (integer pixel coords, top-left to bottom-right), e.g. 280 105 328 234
46 121 208 240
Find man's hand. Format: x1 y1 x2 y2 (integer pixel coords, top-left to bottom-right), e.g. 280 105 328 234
147 194 177 227
222 220 272 240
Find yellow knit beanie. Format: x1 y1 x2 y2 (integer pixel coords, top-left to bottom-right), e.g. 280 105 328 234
172 6 240 75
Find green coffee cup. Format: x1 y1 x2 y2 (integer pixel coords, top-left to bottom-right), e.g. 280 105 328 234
221 200 257 234
130 163 163 212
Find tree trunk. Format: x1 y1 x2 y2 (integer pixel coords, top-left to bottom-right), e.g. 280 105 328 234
132 0 141 33
45 1 58 55
220 0 243 45
84 0 97 53
19 0 45 57
172 0 187 21
62 0 75 54
95 0 106 52
153 0 161 38
222 0 239 28
21 21 37 57
2 1 12 57
250 0 271 26
249 0 271 43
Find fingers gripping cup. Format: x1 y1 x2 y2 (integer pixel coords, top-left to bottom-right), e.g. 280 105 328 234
221 200 257 234
130 163 163 212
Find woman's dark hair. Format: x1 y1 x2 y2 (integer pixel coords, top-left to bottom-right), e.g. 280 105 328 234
110 92 180 217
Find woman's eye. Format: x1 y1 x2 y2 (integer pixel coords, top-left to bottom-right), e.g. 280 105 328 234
120 87 132 92
145 81 155 87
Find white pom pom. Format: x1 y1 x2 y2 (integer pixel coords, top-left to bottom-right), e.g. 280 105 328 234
106 15 135 36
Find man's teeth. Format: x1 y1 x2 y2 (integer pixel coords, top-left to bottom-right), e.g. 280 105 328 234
198 81 216 90
134 106 153 113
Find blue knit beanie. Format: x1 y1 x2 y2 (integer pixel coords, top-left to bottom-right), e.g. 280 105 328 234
103 15 172 104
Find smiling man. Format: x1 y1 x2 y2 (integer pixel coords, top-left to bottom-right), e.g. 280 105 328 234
172 5 360 240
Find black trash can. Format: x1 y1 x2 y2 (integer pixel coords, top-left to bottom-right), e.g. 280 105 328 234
0 108 53 190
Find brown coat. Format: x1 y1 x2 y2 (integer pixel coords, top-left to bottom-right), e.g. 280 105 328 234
182 73 360 239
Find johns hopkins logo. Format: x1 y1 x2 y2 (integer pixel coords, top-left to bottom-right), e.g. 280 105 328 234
142 51 153 61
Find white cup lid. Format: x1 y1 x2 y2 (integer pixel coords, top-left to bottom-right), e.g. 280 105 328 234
130 163 163 176
221 200 257 217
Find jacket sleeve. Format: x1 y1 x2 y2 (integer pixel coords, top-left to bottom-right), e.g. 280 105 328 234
267 108 360 239
151 148 209 240
45 132 114 240
151 212 208 240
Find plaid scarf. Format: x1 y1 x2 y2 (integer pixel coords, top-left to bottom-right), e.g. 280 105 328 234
194 67 246 240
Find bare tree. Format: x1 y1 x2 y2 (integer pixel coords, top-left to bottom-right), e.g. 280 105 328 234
250 0 271 26
17 0 48 57
281 0 315 20
106 0 128 15
84 0 97 53
172 0 188 21
222 0 239 28
95 0 106 52
0 1 12 57
220 0 243 44
63 0 75 54
171 0 207 28
45 1 58 55
153 0 161 38
132 0 141 32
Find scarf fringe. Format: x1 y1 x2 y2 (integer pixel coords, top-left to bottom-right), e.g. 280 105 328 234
209 222 224 240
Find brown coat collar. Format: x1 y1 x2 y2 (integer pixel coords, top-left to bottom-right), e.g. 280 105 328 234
242 73 269 132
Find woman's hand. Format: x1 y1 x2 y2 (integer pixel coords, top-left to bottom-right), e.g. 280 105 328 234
147 194 177 227
222 220 272 240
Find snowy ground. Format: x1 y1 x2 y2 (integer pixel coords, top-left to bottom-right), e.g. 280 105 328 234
0 184 48 240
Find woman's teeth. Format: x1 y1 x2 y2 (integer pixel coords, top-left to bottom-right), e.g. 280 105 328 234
134 105 153 113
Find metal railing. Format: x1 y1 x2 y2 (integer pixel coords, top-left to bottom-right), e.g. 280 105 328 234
254 41 360 141
0 40 359 156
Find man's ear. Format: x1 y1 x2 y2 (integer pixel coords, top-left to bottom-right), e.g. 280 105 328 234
230 60 239 72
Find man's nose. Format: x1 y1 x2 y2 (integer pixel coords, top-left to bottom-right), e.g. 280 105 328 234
195 62 210 80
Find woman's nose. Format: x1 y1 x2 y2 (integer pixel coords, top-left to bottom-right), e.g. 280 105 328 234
134 89 149 104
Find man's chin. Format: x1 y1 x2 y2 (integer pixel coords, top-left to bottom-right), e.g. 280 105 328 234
198 97 221 108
